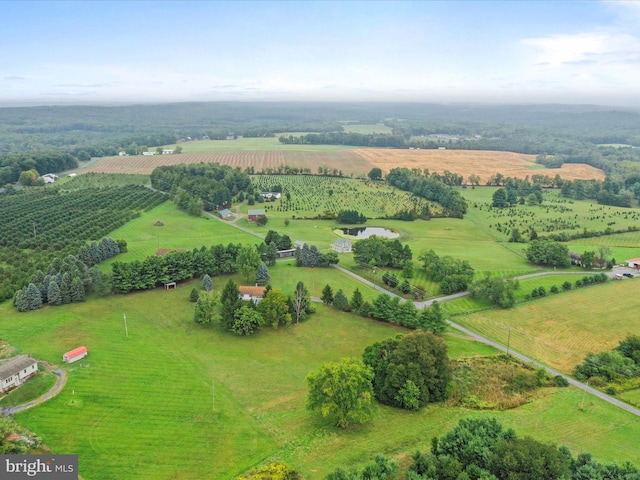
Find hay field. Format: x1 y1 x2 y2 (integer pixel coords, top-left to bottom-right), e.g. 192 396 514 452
85 148 605 182
354 148 606 182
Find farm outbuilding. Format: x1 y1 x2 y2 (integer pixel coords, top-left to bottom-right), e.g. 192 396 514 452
63 346 88 364
247 209 266 222
218 209 234 219
626 258 640 269
0 355 38 393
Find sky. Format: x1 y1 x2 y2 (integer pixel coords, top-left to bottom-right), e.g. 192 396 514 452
1 0 640 106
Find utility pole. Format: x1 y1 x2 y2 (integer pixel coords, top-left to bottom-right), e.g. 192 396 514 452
580 380 589 409
212 378 215 412
506 328 511 355
123 313 128 338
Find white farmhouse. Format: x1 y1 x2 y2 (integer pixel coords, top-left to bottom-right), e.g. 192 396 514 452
0 355 38 393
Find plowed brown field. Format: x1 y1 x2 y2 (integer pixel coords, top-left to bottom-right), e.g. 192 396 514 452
354 148 605 182
85 150 371 176
86 148 604 181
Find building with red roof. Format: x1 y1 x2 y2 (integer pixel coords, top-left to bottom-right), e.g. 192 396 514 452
63 346 88 364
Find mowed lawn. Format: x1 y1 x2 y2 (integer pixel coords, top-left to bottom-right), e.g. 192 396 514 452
454 280 640 373
2 280 494 480
4 279 640 479
102 201 261 266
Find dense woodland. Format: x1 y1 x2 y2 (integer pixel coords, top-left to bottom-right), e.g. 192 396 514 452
2 102 640 184
150 163 250 212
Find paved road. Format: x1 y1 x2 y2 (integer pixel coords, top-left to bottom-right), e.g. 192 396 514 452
449 321 640 417
1 362 68 416
331 265 640 417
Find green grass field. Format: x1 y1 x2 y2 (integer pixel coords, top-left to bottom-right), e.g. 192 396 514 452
0 368 56 407
0 277 495 480
4 174 640 478
167 138 355 154
453 280 640 373
3 276 640 479
101 201 260 266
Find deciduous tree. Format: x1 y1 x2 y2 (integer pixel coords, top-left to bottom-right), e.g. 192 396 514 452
306 358 374 428
258 288 292 328
363 331 451 409
237 244 261 283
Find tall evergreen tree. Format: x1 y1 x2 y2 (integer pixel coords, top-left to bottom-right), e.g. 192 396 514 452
202 274 213 291
255 262 270 286
70 276 86 303
47 280 62 306
60 272 72 304
321 284 334 305
332 289 348 311
13 288 29 312
350 288 364 312
220 279 241 331
26 283 43 311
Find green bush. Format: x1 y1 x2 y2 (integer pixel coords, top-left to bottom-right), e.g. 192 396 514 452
554 375 569 387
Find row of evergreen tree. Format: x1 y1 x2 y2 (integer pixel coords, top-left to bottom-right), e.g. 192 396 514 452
295 243 339 267
13 254 110 312
77 237 122 267
111 243 242 293
321 284 447 333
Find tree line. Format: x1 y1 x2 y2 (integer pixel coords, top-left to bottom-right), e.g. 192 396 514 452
13 246 116 312
111 243 242 293
386 168 467 218
150 163 251 214
0 150 78 185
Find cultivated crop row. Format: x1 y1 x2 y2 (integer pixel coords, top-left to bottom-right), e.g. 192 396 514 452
0 186 166 250
250 175 439 218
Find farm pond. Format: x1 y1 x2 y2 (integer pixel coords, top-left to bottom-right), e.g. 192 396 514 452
336 227 399 239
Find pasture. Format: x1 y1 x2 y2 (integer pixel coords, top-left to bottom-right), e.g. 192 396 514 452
453 280 640 373
0 278 491 480
3 273 640 479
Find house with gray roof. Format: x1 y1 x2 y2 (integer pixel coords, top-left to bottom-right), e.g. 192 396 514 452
0 355 38 393
331 238 352 253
